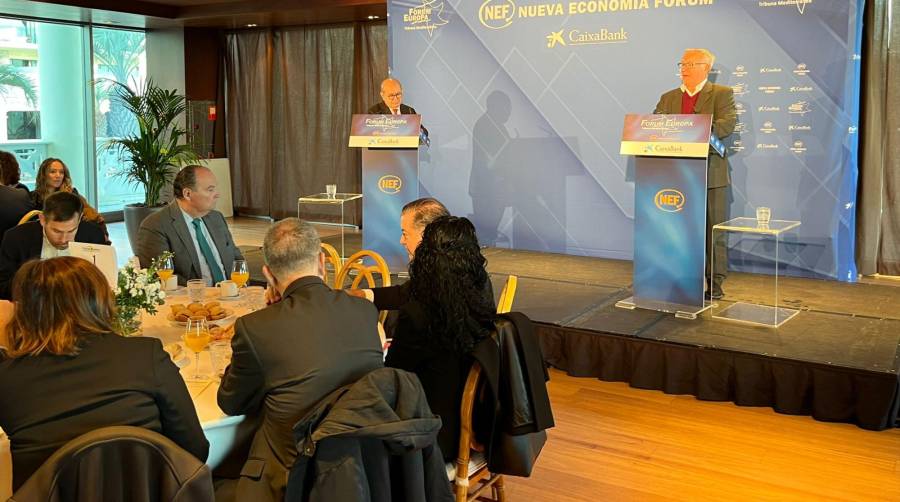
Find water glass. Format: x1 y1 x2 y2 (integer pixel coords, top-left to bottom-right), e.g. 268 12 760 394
325 184 337 198
187 279 206 303
756 206 772 225
208 340 232 379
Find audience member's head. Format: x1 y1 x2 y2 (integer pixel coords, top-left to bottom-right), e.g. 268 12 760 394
35 158 73 202
3 256 116 358
262 218 323 291
400 197 449 259
173 165 219 217
39 191 84 250
0 150 21 187
380 78 404 112
409 216 494 353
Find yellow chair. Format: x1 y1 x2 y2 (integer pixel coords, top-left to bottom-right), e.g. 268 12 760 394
496 275 518 314
452 362 505 502
334 250 392 323
18 209 41 225
320 242 343 288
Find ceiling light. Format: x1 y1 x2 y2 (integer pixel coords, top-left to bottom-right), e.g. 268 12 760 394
246 23 258 27
368 15 380 20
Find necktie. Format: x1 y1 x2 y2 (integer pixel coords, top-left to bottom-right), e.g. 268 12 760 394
392 108 399 115
192 218 225 284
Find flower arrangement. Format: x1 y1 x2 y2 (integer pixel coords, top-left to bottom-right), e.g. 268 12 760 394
115 252 172 336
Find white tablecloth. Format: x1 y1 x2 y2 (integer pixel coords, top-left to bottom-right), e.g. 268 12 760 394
0 286 263 498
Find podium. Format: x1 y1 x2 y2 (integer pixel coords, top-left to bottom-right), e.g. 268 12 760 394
349 114 422 271
617 114 724 319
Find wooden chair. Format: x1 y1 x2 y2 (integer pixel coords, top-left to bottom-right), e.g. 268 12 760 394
334 250 391 323
320 242 343 288
452 362 505 502
496 275 518 314
17 209 41 225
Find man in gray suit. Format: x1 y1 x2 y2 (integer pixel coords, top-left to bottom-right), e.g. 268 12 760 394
136 164 243 285
217 218 384 502
654 48 737 299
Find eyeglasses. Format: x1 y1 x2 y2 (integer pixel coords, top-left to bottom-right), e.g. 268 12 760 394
384 92 402 99
677 62 709 70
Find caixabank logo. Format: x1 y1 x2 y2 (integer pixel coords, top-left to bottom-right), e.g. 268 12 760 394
655 189 685 213
378 175 403 194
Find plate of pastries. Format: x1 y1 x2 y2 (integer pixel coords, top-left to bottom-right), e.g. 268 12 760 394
167 302 233 325
208 323 235 342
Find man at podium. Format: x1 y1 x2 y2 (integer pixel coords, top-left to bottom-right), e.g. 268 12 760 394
654 48 736 299
368 78 417 115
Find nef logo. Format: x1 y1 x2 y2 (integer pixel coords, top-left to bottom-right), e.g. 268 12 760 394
655 189 685 213
378 175 402 194
479 0 515 30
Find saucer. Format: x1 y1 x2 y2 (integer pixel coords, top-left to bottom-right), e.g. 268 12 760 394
218 294 241 302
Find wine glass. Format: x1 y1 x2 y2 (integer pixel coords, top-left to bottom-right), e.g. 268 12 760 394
157 256 175 288
231 260 249 293
183 317 211 381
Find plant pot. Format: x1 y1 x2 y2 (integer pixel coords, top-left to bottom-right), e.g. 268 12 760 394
123 203 166 254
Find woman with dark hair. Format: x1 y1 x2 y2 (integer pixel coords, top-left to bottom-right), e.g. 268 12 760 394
31 157 110 243
385 215 495 461
0 150 28 192
0 257 209 490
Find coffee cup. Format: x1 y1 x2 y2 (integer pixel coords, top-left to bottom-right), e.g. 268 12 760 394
217 280 239 298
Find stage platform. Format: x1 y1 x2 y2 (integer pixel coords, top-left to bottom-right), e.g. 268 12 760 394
247 233 900 431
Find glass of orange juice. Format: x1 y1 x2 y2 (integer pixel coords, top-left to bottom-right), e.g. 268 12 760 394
231 259 249 292
184 316 211 381
157 256 175 285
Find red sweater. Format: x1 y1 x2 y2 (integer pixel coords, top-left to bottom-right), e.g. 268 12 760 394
681 90 700 114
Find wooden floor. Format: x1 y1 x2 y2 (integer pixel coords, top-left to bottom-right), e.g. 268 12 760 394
110 217 900 501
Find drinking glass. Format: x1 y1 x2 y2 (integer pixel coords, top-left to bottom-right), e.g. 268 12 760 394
231 260 249 290
184 317 211 381
325 184 337 198
187 279 206 303
157 256 175 284
209 340 232 379
756 206 772 225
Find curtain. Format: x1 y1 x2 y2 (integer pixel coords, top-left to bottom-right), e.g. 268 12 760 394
225 21 388 223
858 0 900 275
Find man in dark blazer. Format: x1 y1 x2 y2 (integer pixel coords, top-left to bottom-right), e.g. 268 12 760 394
0 183 33 239
217 218 384 502
367 77 417 116
0 191 105 299
136 164 243 286
654 48 737 299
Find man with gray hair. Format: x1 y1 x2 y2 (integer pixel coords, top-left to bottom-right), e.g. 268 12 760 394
217 218 384 502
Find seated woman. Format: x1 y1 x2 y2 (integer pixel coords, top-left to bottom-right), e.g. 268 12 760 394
31 158 110 243
385 216 495 461
0 257 209 491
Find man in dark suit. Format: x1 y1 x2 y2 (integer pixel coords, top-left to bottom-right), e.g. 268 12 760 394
0 191 105 299
367 77 417 116
654 48 737 299
136 164 243 286
0 183 33 239
217 218 384 502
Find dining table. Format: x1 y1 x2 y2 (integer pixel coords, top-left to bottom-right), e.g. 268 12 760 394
0 285 264 499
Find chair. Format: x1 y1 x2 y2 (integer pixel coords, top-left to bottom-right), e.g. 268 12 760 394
9 426 214 502
450 362 505 502
496 275 518 314
17 210 41 226
334 250 391 323
320 242 343 288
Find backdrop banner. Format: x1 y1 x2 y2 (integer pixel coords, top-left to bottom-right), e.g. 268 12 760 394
388 0 863 281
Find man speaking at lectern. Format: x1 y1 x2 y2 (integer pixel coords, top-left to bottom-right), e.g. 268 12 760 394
654 48 736 299
368 77 430 145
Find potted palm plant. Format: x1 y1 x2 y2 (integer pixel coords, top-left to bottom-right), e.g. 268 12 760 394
100 78 200 251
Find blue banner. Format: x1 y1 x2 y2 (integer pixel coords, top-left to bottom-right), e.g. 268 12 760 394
388 0 863 281
362 148 420 271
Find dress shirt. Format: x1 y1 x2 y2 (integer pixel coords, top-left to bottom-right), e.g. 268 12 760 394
180 208 225 286
680 79 707 97
40 234 70 260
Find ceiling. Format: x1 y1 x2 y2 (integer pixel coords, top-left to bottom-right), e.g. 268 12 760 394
0 0 387 29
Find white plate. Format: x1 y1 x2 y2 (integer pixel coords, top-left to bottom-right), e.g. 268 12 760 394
167 309 235 326
217 294 242 302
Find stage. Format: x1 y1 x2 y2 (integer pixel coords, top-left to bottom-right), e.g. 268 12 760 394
244 232 900 431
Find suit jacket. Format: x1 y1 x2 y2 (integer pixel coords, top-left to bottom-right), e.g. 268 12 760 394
384 300 471 461
653 81 737 188
367 102 417 115
373 276 495 312
0 333 210 490
136 201 243 285
217 276 385 502
0 185 33 242
0 220 106 300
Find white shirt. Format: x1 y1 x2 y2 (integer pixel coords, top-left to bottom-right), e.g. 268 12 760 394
680 79 707 97
40 234 71 260
180 208 225 286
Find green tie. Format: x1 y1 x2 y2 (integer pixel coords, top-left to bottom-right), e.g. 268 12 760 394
192 218 225 284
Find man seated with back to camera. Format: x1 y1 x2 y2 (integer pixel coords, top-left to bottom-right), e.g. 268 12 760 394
0 191 105 300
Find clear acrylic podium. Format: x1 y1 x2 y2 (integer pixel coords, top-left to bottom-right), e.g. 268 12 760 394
711 217 801 328
297 193 362 259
